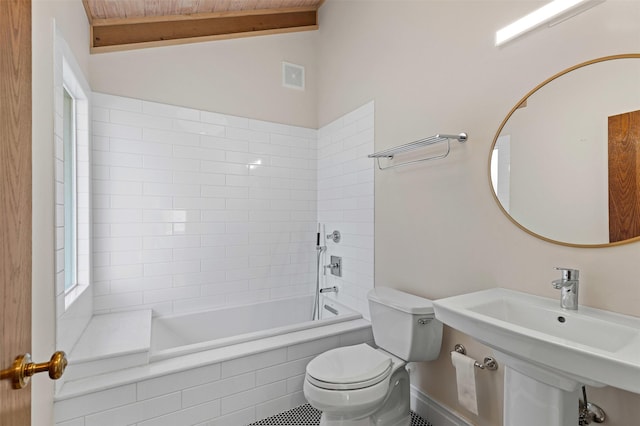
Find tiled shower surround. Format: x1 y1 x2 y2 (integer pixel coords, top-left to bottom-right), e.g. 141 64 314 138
91 93 374 317
92 93 319 315
54 95 375 426
317 101 374 317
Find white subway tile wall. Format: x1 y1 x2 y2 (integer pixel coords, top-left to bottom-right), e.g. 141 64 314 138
91 93 319 315
54 327 374 426
317 102 375 318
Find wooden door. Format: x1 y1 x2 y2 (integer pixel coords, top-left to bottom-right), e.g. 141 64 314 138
609 110 640 243
0 0 33 424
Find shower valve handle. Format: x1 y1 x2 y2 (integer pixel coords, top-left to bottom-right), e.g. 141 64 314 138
323 263 337 275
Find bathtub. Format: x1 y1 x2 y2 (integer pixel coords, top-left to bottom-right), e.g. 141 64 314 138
150 295 361 361
55 296 371 425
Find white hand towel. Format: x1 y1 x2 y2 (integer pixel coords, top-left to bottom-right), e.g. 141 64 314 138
451 351 479 415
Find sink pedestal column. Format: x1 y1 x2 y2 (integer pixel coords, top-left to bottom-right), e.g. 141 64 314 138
504 366 579 426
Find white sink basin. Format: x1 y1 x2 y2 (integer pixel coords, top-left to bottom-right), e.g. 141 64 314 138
433 288 640 394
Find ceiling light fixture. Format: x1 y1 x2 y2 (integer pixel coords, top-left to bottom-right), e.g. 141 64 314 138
495 0 605 47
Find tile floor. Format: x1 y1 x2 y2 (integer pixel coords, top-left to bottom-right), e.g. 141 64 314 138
248 403 433 426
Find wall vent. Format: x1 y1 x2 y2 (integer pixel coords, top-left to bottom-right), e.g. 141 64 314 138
282 61 305 90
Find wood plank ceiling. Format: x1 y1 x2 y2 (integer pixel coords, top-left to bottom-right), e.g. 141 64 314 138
82 0 324 53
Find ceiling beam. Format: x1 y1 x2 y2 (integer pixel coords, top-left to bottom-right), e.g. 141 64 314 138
88 7 319 53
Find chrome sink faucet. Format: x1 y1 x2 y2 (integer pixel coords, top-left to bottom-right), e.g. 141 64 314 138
552 267 579 310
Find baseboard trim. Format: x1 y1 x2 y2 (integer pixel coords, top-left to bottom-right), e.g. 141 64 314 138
410 385 473 426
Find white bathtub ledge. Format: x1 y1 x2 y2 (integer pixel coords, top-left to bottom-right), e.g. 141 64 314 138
55 318 371 401
63 310 153 382
69 310 153 362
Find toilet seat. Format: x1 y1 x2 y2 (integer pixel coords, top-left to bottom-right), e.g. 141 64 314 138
305 344 392 390
307 364 392 390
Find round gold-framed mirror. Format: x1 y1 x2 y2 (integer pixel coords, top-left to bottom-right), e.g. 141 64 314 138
489 54 640 248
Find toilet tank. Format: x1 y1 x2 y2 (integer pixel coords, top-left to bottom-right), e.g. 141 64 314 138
367 287 443 362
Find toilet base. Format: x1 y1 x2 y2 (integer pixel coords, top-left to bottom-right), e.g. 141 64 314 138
319 414 410 426
317 366 411 426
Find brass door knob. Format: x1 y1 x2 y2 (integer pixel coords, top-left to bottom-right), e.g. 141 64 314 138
0 351 67 389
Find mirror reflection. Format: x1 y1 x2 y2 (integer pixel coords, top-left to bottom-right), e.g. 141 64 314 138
490 55 640 247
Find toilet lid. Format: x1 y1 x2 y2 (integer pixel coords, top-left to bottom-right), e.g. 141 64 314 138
306 344 392 389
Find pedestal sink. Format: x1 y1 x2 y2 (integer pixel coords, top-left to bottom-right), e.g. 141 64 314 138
432 288 640 426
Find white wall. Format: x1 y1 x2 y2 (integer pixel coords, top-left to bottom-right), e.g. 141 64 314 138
54 29 94 393
89 33 318 129
91 93 317 316
32 0 90 424
317 1 640 425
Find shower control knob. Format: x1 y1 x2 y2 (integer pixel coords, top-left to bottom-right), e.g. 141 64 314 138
326 230 341 243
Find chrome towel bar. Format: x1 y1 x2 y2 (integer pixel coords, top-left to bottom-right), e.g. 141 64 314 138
368 132 467 170
454 344 498 371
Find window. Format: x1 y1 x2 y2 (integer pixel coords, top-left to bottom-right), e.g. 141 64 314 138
63 88 78 292
59 56 90 310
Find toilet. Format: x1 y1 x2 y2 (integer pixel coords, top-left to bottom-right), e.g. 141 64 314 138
303 286 443 426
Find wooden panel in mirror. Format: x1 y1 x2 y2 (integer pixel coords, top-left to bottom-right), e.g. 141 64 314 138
608 109 640 243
